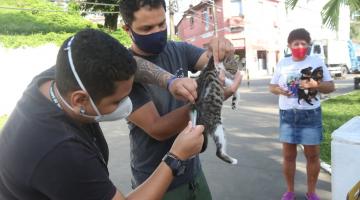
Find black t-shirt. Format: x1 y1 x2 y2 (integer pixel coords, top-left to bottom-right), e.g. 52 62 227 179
0 67 116 200
128 41 205 190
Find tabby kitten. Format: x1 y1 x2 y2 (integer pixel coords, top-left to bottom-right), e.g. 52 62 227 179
192 56 238 165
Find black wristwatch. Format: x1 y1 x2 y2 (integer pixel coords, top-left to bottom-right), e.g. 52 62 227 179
162 152 187 177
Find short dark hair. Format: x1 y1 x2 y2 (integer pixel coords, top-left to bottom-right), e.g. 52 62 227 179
119 0 166 26
55 29 137 103
287 28 311 44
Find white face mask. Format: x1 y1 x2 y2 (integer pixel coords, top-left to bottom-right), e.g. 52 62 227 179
58 36 133 122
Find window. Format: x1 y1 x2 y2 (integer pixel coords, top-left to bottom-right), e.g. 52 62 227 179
189 16 194 29
314 45 321 54
230 26 244 33
229 0 243 16
208 7 213 20
202 8 210 31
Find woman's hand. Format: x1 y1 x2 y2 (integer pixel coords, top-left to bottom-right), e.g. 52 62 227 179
300 79 320 89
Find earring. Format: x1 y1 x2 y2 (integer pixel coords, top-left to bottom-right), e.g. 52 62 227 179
79 106 86 115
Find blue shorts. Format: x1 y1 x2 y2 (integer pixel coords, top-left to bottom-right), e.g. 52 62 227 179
279 107 323 145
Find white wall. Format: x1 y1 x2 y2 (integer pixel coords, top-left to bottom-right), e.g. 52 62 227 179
0 45 59 115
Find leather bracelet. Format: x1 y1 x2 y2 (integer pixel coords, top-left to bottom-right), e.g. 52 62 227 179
167 76 178 90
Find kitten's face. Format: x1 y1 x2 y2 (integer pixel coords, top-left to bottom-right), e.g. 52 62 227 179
222 55 241 75
301 67 312 77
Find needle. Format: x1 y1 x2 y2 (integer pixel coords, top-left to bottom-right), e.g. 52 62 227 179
191 108 197 128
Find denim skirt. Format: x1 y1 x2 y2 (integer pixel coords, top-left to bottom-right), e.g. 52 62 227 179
279 107 323 145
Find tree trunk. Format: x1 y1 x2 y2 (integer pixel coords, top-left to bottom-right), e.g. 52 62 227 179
104 13 118 31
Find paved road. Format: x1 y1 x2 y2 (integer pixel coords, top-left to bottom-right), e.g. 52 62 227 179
101 75 356 200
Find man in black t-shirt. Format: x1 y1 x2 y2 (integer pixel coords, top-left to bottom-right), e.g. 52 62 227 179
0 29 204 200
119 1 243 199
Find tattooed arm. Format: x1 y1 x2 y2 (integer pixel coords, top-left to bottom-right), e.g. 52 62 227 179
133 56 172 89
133 56 198 103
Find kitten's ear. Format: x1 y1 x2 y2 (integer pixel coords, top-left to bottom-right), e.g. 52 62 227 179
207 56 215 69
209 56 214 64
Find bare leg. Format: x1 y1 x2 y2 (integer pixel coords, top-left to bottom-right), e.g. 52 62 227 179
282 143 297 192
303 145 320 194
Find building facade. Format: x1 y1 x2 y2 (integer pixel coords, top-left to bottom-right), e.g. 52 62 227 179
176 0 351 77
176 0 282 77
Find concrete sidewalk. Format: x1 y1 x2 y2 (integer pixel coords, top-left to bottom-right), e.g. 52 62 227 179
100 76 359 199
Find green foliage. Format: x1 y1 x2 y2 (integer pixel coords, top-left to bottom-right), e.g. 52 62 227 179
80 0 121 30
0 115 8 130
170 35 182 42
0 32 73 48
285 0 298 10
104 29 132 47
321 0 341 31
68 0 81 12
285 0 360 31
81 0 120 12
0 29 131 48
0 0 131 48
0 0 95 35
320 91 360 164
351 23 360 42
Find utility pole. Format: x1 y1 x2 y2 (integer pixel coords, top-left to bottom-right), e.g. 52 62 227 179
169 0 178 40
211 0 218 37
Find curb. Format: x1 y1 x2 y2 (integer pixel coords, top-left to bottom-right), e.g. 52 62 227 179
299 145 332 175
320 90 356 102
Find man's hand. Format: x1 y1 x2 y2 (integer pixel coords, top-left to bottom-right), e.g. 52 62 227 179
207 37 235 64
170 122 204 160
168 78 198 104
300 79 319 89
223 71 243 99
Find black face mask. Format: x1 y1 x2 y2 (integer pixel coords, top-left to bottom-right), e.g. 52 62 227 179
130 28 168 55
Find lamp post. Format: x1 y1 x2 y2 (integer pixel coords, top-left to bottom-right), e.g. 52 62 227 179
210 0 218 37
169 0 178 40
186 0 220 37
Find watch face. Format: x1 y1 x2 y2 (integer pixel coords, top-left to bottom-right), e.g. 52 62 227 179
177 165 186 176
163 153 187 176
170 160 181 171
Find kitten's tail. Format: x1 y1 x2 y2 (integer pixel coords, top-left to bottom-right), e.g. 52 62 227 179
231 91 240 110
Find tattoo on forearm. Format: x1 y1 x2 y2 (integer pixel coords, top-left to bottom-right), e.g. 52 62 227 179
133 56 173 89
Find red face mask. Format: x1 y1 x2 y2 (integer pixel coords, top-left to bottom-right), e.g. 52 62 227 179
291 47 307 60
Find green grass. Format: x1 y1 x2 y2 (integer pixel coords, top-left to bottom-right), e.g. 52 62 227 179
0 0 94 34
0 115 8 130
321 91 360 164
0 29 131 48
0 32 74 48
0 0 131 48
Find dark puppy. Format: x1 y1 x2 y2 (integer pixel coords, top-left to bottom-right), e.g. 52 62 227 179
298 67 323 105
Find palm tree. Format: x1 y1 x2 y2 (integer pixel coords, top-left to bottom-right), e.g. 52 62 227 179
285 0 360 31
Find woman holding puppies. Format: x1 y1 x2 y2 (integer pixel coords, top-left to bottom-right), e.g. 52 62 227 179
269 28 335 200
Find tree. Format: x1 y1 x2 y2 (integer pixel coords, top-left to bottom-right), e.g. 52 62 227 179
351 21 360 42
81 0 121 31
285 0 360 31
